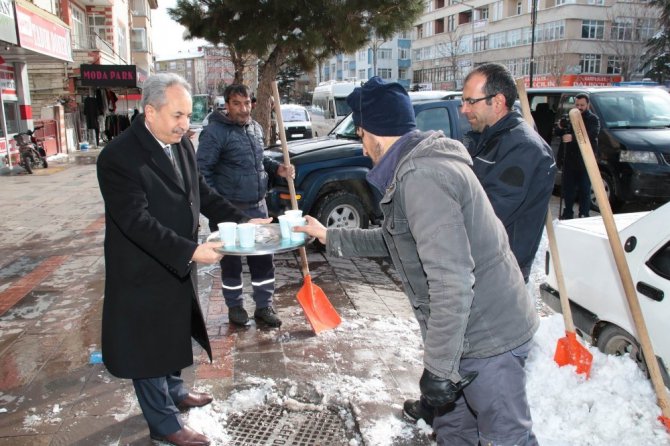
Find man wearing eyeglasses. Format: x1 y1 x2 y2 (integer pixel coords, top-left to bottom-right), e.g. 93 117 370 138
294 76 539 446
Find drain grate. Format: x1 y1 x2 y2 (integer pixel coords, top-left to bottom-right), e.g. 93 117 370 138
226 404 350 445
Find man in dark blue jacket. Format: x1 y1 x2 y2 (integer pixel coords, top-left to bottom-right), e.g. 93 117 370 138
197 85 294 328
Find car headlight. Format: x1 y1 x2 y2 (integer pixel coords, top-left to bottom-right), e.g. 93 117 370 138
619 150 659 164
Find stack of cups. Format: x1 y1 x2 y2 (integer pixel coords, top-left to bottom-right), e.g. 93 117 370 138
278 209 306 242
218 221 257 248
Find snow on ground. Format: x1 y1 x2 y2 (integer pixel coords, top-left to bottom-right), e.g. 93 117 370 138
184 231 670 445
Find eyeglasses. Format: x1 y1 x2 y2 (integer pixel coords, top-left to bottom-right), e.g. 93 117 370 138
461 94 496 106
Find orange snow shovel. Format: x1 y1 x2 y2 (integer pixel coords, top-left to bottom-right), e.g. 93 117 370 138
271 82 342 334
515 79 592 377
570 108 670 430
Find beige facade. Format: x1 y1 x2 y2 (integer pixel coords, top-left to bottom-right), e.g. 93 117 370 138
412 0 658 89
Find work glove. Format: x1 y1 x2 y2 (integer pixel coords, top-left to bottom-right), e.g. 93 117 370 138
419 369 478 407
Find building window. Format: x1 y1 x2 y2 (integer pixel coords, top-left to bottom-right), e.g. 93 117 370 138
358 50 367 61
33 0 57 14
581 20 604 39
377 68 392 79
607 56 623 74
435 18 445 33
399 47 410 59
130 0 148 16
636 18 656 41
71 6 86 49
435 0 445 7
516 1 522 15
556 0 576 4
89 14 107 40
117 25 128 61
579 54 601 73
611 18 634 41
447 15 456 31
131 28 147 51
416 24 424 39
377 48 392 60
399 68 409 80
473 33 487 52
587 0 605 4
358 69 366 80
479 7 489 20
3 101 19 134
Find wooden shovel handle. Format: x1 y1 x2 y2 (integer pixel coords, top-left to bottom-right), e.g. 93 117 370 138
514 79 576 334
569 108 670 419
271 81 310 277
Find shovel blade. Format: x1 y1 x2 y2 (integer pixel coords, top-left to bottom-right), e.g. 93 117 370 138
296 274 341 334
554 331 593 378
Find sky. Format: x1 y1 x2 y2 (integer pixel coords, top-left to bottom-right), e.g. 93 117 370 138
178 233 670 446
152 0 207 58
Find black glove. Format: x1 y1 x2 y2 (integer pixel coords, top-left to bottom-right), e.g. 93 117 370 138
419 369 478 407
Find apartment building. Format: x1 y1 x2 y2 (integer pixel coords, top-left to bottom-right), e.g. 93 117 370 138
154 49 206 94
412 0 658 89
317 32 414 89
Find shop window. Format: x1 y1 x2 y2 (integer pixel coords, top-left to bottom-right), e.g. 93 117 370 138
3 102 19 134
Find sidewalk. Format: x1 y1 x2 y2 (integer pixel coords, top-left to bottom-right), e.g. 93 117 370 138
0 162 433 445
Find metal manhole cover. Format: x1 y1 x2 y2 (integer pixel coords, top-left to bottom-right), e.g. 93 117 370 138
227 404 350 445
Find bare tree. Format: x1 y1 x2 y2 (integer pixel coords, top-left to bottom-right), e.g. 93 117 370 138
535 39 572 86
600 0 655 81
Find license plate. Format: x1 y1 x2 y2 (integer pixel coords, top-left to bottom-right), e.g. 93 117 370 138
292 134 303 138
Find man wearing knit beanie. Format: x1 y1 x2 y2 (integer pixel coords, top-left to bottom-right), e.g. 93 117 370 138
295 76 539 445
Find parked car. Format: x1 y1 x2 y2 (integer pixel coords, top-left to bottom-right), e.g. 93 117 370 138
280 104 315 141
264 95 470 229
526 87 670 211
539 202 670 386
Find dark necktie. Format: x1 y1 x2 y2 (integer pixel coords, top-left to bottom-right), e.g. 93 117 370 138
164 144 184 188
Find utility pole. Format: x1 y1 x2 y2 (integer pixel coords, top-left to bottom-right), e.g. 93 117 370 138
529 0 538 87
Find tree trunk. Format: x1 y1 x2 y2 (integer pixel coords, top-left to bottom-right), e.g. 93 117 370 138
253 46 289 146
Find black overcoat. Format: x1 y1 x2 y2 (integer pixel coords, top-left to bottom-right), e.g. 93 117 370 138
97 115 247 379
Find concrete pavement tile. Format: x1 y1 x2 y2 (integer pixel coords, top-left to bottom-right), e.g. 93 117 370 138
74 368 138 418
117 413 157 445
234 351 288 382
50 414 127 445
0 435 52 445
0 333 63 391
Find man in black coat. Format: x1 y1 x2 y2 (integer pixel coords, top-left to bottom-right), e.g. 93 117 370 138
556 93 600 219
97 73 270 446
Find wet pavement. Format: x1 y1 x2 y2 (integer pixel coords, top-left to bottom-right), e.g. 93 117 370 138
0 159 437 445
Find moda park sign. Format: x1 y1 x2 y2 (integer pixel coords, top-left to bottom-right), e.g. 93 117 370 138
81 65 138 88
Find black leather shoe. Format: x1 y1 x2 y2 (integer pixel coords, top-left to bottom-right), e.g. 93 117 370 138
177 392 213 410
228 306 249 326
254 306 282 327
150 425 211 446
402 397 435 426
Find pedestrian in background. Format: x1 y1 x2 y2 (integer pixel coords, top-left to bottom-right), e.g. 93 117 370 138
556 93 600 219
295 76 539 445
197 84 294 328
97 73 270 446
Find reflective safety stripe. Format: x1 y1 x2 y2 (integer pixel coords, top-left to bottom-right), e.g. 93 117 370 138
222 283 243 290
251 278 275 287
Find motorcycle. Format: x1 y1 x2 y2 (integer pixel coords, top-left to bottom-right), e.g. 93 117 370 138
13 126 48 174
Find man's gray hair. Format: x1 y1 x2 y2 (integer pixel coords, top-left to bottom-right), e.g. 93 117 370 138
141 73 191 109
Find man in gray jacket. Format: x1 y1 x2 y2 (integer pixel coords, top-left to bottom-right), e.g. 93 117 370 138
295 77 539 445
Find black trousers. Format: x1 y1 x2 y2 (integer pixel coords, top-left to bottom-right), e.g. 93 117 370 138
132 371 188 436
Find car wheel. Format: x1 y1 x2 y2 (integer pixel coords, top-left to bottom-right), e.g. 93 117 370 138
314 191 369 230
596 325 646 375
590 170 620 213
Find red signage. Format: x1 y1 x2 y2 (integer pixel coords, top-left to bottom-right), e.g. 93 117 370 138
0 63 16 99
81 64 138 87
15 3 72 62
524 74 624 87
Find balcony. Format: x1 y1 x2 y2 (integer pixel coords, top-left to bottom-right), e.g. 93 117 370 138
73 33 115 56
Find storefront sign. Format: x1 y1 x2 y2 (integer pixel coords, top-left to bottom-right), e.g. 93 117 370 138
0 0 17 45
0 64 16 100
15 2 72 62
81 64 138 87
524 74 624 87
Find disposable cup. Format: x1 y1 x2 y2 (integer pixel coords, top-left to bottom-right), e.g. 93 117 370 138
217 222 237 246
277 215 291 239
284 209 303 219
287 217 306 242
237 223 257 248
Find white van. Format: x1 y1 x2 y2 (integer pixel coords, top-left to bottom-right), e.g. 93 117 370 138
540 202 670 386
311 81 359 135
